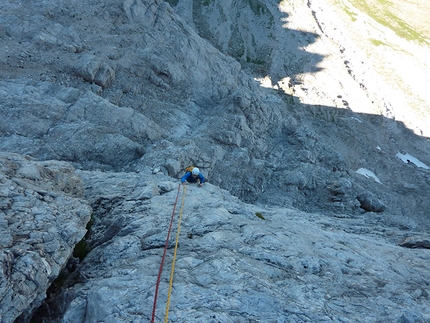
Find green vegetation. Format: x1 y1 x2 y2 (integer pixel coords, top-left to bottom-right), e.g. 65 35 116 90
73 239 91 261
347 0 429 44
255 212 266 220
343 5 358 21
85 215 95 231
50 269 69 290
369 38 387 46
73 215 94 261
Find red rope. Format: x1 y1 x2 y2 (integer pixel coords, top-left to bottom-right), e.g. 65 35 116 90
151 184 181 323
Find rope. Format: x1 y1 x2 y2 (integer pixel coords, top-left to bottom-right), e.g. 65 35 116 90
164 184 186 323
151 184 181 323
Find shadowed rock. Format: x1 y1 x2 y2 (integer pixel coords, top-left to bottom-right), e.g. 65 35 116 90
400 236 430 249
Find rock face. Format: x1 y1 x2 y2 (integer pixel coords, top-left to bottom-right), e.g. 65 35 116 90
31 170 430 322
0 80 160 170
0 152 91 323
174 0 430 136
1 0 429 222
1 0 430 321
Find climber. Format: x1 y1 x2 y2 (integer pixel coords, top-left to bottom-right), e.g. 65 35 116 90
181 167 205 187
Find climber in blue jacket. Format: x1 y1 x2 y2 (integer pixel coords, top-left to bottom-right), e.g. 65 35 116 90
181 167 205 187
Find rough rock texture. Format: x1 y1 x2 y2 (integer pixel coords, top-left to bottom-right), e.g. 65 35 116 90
173 0 430 136
1 0 430 222
33 170 430 322
1 0 430 321
0 152 91 323
0 79 160 170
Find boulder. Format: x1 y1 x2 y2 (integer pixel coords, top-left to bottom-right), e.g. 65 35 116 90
356 191 385 212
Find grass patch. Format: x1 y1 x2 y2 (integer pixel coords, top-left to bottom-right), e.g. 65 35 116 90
255 212 266 220
343 5 358 21
369 38 387 46
348 0 429 44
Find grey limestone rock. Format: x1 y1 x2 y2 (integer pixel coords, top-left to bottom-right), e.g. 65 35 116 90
0 152 92 323
356 191 385 213
76 54 115 88
30 170 430 322
400 236 430 249
0 80 161 170
1 0 430 321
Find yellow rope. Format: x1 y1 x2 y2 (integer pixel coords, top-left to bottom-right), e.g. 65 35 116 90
164 184 186 323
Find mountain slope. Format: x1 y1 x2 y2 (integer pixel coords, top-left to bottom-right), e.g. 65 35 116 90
1 0 430 321
34 170 430 322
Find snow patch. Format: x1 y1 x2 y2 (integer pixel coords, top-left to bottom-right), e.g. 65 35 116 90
356 168 382 183
396 151 430 169
254 76 274 89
